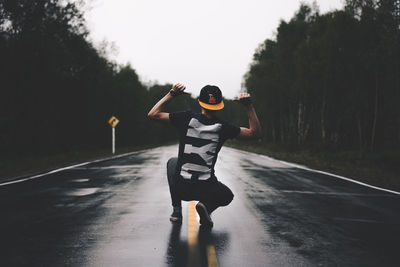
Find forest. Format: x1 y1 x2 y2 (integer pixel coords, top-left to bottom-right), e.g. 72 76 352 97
0 0 195 160
245 0 400 155
1 0 399 174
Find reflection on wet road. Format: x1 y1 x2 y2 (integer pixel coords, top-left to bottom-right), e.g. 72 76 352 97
0 145 399 266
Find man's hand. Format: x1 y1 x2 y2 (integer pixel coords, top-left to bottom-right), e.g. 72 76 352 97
234 92 262 139
233 92 252 105
170 83 190 97
148 83 189 123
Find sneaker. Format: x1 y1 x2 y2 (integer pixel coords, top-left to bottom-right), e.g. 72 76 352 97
170 211 182 223
196 202 213 227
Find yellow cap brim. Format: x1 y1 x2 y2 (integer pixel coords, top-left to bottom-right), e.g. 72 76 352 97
198 100 224 110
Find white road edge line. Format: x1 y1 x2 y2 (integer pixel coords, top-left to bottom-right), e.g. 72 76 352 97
0 149 151 187
226 147 400 196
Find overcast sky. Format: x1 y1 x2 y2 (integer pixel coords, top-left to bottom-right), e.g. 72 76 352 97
85 0 344 98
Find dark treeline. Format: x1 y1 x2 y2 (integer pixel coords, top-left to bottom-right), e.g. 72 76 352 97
0 0 198 159
0 0 246 161
245 0 400 154
3 0 398 163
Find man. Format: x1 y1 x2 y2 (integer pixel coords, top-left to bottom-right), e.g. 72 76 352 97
148 83 261 227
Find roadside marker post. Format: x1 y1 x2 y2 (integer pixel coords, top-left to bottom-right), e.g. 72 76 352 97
108 116 119 154
112 127 115 154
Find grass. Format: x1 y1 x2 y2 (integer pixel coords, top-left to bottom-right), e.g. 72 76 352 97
226 140 400 192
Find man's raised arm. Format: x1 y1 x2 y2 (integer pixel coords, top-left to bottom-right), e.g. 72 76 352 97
233 92 262 139
147 83 187 123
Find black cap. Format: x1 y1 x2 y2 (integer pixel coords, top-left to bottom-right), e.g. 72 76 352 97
198 85 224 110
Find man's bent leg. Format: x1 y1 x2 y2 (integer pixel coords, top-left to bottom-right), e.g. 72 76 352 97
167 158 183 223
201 181 234 214
167 158 181 207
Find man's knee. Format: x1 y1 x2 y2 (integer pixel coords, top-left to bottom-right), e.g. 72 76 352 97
167 157 178 169
219 187 234 206
167 157 178 178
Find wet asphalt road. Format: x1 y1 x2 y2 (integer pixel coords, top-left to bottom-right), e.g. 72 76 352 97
0 145 399 267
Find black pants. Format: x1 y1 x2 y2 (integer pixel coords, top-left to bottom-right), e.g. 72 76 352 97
167 157 234 214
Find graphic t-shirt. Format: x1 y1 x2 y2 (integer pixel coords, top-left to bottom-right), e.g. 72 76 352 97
169 111 240 181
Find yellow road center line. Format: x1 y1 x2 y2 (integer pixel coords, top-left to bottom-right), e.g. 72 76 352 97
187 201 200 266
206 245 219 267
187 201 219 267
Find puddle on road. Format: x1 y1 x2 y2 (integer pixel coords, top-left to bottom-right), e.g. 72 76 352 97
74 165 142 170
71 179 90 183
64 188 100 196
111 173 136 178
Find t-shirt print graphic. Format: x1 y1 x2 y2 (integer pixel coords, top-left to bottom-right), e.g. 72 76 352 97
180 118 222 180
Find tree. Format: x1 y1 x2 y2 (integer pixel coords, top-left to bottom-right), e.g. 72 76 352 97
244 2 400 153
